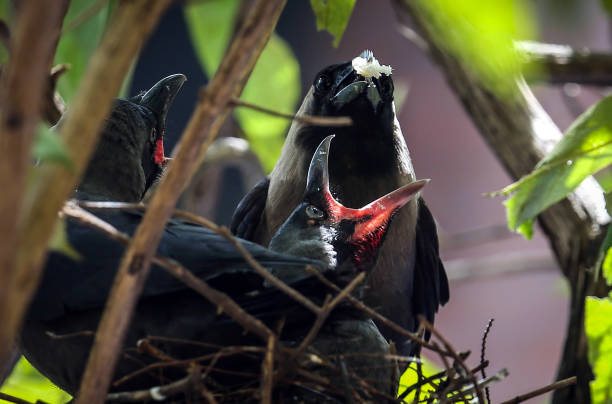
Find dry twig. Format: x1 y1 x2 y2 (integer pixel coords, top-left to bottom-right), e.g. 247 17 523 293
499 376 577 404
229 98 353 127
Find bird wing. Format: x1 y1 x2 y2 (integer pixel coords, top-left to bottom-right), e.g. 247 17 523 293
230 177 270 240
29 209 321 321
411 198 449 336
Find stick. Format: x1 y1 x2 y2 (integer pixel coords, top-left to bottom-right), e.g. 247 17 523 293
229 98 353 127
75 1 287 401
498 376 577 404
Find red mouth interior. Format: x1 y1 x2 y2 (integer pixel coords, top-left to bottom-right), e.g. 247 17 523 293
154 138 165 165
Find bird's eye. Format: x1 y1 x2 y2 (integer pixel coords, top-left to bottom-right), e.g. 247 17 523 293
305 205 325 220
149 128 157 144
315 75 331 93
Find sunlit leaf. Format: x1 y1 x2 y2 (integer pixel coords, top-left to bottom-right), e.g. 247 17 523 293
55 0 110 102
234 35 300 172
418 0 536 96
497 95 612 238
309 0 356 47
183 0 241 77
185 1 301 173
398 357 441 402
32 125 73 169
1 356 71 403
586 295 612 404
49 217 80 260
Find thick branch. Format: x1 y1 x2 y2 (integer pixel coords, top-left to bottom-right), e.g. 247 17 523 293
3 0 171 372
0 0 68 364
75 1 287 402
518 41 612 86
393 2 606 403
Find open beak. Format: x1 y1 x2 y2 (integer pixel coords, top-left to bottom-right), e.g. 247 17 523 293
306 134 427 243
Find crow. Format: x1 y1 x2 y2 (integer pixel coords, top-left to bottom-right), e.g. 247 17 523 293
231 51 449 357
74 73 185 202
20 136 425 400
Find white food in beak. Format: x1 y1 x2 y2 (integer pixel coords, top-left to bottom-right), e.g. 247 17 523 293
352 55 392 79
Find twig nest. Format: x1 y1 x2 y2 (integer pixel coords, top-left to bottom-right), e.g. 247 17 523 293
352 54 392 79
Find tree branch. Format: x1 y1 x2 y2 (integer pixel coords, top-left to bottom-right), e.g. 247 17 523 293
0 0 68 364
75 1 287 401
518 41 612 86
393 2 606 403
2 0 172 372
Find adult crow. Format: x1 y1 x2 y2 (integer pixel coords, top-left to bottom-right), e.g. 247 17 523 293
231 51 449 357
20 136 425 399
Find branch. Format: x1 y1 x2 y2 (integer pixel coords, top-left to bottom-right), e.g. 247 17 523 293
0 0 68 364
229 98 353 126
518 41 612 86
498 376 577 404
76 1 288 399
393 2 604 402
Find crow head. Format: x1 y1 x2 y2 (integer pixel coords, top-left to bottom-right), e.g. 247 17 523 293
134 73 186 191
270 135 426 275
276 50 401 186
77 74 185 202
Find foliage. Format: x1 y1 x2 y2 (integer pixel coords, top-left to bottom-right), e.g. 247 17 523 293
184 0 301 173
497 95 612 238
309 0 356 47
1 357 71 403
398 359 441 402
54 0 110 103
32 125 73 169
417 0 536 96
586 293 612 404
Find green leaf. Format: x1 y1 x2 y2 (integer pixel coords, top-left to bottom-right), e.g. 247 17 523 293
499 95 612 238
601 0 612 15
586 295 612 404
309 0 356 47
1 356 71 403
418 0 536 96
185 1 301 173
49 217 80 261
32 125 73 169
184 0 241 77
234 35 300 172
398 358 441 402
55 0 110 102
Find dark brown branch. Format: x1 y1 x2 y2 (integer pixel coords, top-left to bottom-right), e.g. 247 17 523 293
261 336 275 404
303 266 452 357
229 98 353 126
419 315 485 403
518 41 612 86
78 201 322 314
498 376 577 404
480 318 494 404
76 1 287 400
61 203 276 345
0 392 41 404
0 0 68 364
106 366 201 403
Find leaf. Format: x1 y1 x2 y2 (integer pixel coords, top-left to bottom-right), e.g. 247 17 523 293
49 217 80 261
234 35 301 172
1 357 71 402
419 0 536 96
398 358 441 402
185 1 301 173
32 125 73 169
602 0 612 15
183 0 241 77
54 0 110 102
499 95 612 238
309 0 356 47
586 295 612 404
